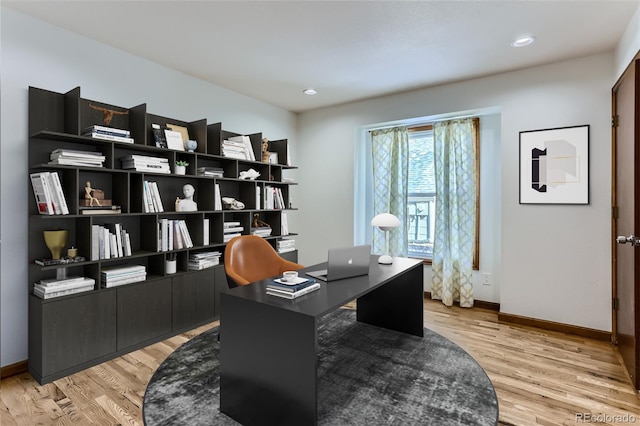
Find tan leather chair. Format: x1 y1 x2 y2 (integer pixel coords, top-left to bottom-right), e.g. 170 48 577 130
224 235 303 287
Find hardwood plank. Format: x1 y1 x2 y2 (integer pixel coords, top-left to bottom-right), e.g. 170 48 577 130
2 299 640 425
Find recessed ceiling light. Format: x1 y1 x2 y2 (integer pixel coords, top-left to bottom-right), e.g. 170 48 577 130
303 88 317 95
511 35 536 48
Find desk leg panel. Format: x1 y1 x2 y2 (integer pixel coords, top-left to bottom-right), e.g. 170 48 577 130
357 264 424 337
220 293 318 425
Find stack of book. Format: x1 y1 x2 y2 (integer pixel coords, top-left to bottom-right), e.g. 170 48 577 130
266 278 320 299
197 166 224 177
84 125 134 144
158 219 193 251
121 155 170 174
91 223 132 260
29 171 69 215
33 276 95 299
223 221 243 242
48 149 106 167
263 186 286 210
222 135 255 160
143 181 164 213
251 227 272 238
80 205 122 215
188 251 222 270
277 239 296 253
101 265 146 288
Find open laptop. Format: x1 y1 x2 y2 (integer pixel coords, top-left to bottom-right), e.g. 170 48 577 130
305 245 371 281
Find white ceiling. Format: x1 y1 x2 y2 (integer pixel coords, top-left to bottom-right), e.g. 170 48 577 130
4 1 639 113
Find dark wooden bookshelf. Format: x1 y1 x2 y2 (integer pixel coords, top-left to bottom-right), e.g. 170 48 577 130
27 86 298 384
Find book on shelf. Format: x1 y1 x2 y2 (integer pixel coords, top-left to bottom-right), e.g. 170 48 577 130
101 264 146 287
223 233 241 243
277 238 296 253
34 284 95 299
188 250 221 270
83 125 130 137
281 212 289 236
227 135 256 161
84 131 134 144
251 227 272 237
197 167 224 177
223 226 244 233
80 206 122 215
29 171 69 215
203 218 210 245
91 223 131 260
214 184 223 210
266 283 321 299
151 124 168 148
49 149 106 167
224 221 241 228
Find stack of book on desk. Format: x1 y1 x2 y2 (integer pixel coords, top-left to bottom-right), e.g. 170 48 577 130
266 277 320 299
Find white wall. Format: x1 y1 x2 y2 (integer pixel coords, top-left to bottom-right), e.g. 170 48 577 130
0 8 297 368
297 53 614 332
616 4 640 78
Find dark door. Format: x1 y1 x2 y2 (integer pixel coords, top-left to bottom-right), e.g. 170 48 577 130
613 56 640 390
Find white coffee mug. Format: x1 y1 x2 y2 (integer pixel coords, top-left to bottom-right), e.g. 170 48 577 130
282 271 298 282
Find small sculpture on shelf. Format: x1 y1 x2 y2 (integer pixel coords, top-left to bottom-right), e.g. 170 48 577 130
175 183 198 212
239 168 260 180
222 197 245 210
252 213 270 229
43 229 68 260
262 137 270 163
82 181 111 207
88 103 129 126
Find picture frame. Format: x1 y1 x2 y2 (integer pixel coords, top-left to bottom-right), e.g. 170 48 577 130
519 124 589 204
164 129 185 151
268 152 279 165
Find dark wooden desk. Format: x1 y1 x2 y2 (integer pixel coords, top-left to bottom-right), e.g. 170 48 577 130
219 256 424 426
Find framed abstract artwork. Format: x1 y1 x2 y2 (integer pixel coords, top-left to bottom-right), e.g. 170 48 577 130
519 124 589 204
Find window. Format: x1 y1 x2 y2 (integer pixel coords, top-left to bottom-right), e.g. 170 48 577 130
407 126 436 260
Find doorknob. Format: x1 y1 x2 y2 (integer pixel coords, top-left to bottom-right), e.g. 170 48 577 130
616 235 640 246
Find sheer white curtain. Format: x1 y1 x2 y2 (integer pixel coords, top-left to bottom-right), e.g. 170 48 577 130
370 127 409 257
431 118 478 307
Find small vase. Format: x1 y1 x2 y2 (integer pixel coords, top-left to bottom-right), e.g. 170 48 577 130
43 229 68 260
184 140 197 152
175 165 186 175
166 260 177 275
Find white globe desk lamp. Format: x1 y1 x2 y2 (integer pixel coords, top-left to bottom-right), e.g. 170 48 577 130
371 213 400 264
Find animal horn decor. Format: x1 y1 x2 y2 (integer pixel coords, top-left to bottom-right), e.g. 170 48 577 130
88 103 129 126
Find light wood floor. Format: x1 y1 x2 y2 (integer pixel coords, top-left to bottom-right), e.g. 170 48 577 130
2 298 640 425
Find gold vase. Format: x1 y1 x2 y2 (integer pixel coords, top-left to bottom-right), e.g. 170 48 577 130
43 229 68 260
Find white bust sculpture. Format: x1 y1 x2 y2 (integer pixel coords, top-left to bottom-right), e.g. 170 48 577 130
175 184 198 212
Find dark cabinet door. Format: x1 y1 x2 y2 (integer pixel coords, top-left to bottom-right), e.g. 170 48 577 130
117 279 172 349
30 291 117 380
173 268 216 330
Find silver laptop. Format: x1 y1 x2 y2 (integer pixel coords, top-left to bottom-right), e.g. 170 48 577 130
306 245 371 281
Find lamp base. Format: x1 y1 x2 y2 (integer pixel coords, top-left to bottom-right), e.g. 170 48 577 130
377 254 393 265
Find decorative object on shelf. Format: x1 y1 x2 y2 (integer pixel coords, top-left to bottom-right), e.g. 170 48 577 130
222 197 245 210
88 103 129 126
82 181 109 207
519 124 590 204
166 254 177 275
151 124 168 148
262 137 270 163
268 152 279 164
166 124 190 145
239 168 260 180
67 247 78 259
43 229 69 260
165 129 185 151
184 139 198 152
371 213 401 264
175 160 189 175
252 213 271 229
175 183 198 212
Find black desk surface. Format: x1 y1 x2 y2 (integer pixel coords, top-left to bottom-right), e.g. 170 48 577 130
225 255 423 319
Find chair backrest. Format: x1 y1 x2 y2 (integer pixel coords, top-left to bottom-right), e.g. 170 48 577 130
224 235 303 287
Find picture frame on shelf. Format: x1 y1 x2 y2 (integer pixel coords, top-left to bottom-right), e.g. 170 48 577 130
166 123 190 144
268 152 279 165
165 129 185 151
519 124 589 205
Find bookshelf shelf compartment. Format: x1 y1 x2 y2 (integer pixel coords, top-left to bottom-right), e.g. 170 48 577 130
28 85 299 384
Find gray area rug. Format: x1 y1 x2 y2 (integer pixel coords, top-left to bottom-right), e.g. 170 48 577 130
143 309 498 425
